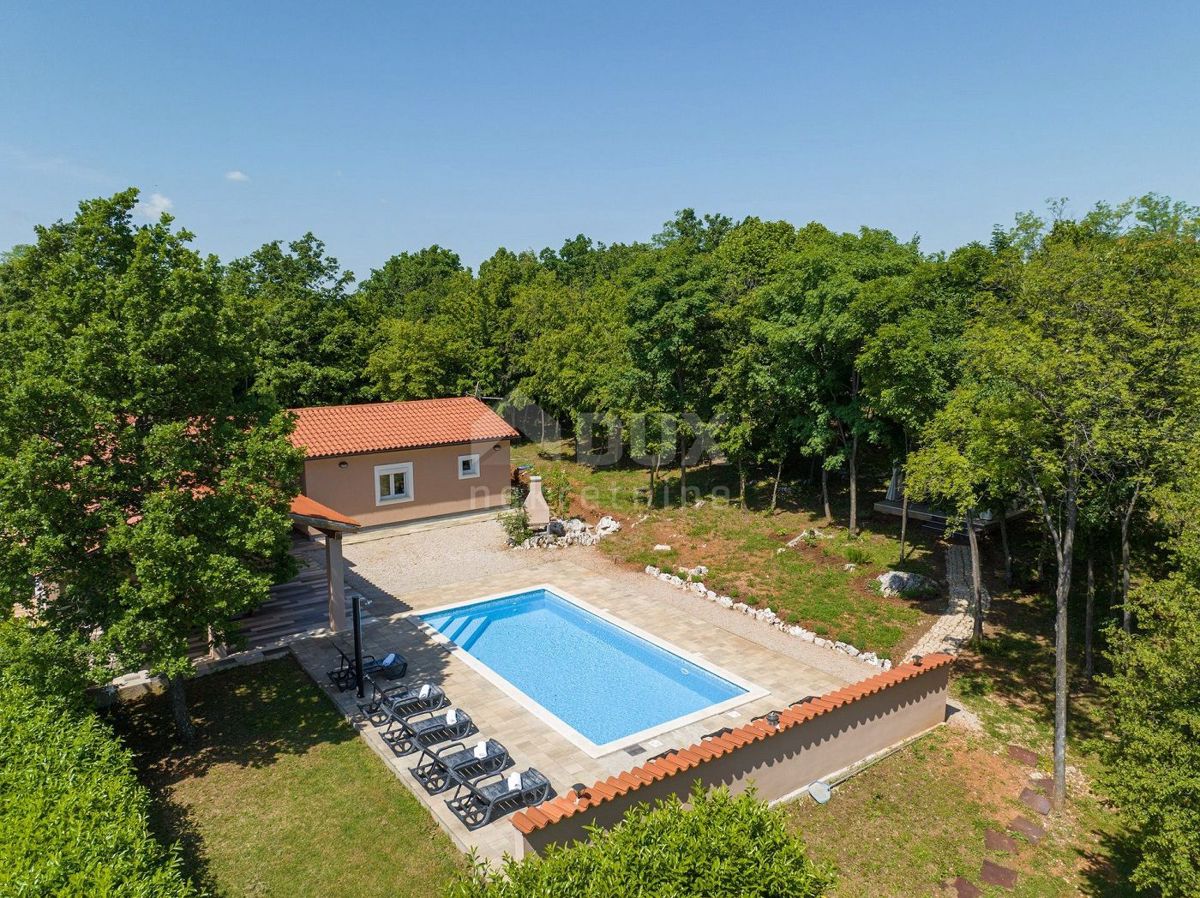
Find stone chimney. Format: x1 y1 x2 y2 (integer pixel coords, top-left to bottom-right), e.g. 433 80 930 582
524 475 551 529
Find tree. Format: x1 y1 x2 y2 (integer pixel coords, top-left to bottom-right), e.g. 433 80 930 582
225 233 363 407
1100 576 1200 898
450 785 833 898
857 246 987 560
914 207 1200 808
0 190 302 741
623 210 732 503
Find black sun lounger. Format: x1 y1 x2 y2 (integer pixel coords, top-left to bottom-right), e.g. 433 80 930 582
358 678 447 721
327 643 407 692
380 706 474 757
410 738 510 795
446 767 551 830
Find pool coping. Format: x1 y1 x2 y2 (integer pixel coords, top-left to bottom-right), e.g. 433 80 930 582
407 583 770 758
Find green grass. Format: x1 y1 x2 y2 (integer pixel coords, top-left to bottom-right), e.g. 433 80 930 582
786 724 1133 898
513 443 939 657
110 657 463 898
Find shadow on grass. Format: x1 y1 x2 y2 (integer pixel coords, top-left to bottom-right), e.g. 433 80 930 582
108 656 358 889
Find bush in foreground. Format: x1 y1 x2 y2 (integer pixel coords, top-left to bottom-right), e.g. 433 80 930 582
448 784 834 898
1100 577 1200 898
0 621 195 898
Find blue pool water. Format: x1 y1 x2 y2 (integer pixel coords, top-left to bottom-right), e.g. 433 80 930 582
421 589 747 746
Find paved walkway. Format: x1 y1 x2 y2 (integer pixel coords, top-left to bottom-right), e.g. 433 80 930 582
907 544 990 660
290 557 854 862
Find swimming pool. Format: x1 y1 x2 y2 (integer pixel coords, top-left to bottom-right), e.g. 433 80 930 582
419 586 762 755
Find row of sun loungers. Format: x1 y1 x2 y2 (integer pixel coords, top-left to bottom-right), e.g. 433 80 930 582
355 673 551 830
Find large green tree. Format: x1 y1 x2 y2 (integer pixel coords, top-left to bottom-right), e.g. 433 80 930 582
0 190 302 740
912 204 1200 807
225 233 363 407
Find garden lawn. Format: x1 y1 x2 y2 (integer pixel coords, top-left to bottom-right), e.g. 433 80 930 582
111 657 463 898
786 724 1132 898
512 443 941 658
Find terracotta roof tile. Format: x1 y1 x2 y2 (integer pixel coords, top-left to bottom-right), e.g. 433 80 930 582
289 397 520 459
510 655 953 836
289 494 361 529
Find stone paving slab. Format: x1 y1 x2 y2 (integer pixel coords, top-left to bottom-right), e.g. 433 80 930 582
1007 744 1039 766
985 828 1019 853
1009 815 1046 844
1020 787 1052 816
951 877 982 898
291 558 855 862
980 859 1018 889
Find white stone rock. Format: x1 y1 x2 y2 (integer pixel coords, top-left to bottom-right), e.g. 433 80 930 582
732 602 750 613
843 563 857 572
717 596 734 608
705 589 718 601
668 575 684 587
653 544 672 552
645 565 660 576
876 570 939 598
689 582 707 595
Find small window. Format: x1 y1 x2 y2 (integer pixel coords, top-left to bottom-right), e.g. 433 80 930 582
374 462 414 505
458 453 481 479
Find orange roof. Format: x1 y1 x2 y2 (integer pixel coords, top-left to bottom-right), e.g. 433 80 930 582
289 397 520 460
510 653 954 836
289 494 362 530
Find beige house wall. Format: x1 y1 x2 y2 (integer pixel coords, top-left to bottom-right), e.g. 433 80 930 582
302 440 511 527
516 662 950 857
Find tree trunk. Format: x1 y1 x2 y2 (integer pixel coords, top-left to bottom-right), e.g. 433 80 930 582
1120 484 1140 633
848 433 859 534
770 458 783 512
168 676 197 745
648 462 656 507
738 463 747 508
678 431 687 508
965 510 984 642
821 464 832 521
1051 480 1079 810
998 510 1012 587
1084 555 1095 681
898 490 910 564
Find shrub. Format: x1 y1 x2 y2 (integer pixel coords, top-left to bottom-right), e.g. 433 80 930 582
500 506 532 544
0 623 195 898
1100 577 1200 898
449 784 834 898
843 545 870 565
0 618 88 707
540 467 572 519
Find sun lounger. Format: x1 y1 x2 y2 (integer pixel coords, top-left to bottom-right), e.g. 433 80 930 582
358 677 447 720
446 767 551 830
327 644 407 692
410 737 510 794
381 706 474 756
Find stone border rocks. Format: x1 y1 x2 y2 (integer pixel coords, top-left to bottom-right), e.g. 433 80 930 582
515 515 621 549
642 565 892 671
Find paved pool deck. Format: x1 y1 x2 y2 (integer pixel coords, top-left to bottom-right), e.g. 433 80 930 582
290 557 867 862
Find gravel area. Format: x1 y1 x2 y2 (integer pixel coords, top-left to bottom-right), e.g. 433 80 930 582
342 518 876 685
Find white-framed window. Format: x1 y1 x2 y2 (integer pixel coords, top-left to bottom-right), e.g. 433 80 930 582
457 453 481 479
374 462 414 505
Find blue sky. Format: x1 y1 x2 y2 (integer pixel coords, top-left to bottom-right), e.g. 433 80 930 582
3 2 1198 279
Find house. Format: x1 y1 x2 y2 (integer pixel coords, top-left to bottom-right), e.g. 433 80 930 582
290 397 520 529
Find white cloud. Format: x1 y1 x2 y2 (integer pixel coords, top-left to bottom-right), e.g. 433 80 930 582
225 170 250 182
134 192 173 220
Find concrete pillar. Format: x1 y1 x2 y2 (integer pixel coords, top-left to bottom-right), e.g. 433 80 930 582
324 531 348 632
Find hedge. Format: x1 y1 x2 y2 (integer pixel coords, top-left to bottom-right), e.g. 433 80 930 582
449 784 835 897
0 621 195 898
